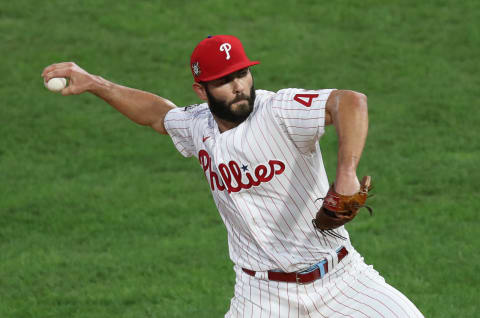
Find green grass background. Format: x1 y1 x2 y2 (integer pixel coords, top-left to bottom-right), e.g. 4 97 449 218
1 0 479 317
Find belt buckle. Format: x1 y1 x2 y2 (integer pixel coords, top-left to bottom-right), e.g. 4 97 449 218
295 271 306 285
295 264 316 285
296 259 327 285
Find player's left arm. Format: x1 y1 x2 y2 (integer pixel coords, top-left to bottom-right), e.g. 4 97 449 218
325 90 368 196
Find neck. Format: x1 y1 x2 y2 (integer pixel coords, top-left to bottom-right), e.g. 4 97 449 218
213 115 241 133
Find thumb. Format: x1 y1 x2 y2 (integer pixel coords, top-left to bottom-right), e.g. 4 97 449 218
60 80 85 96
61 84 75 96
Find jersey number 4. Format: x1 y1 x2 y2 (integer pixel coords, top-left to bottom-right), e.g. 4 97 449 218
293 93 319 107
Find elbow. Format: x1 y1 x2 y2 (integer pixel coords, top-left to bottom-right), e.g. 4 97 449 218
349 90 367 107
357 92 367 110
327 90 368 126
343 90 367 113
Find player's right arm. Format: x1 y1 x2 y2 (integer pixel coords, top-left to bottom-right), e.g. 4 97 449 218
324 89 368 196
41 62 176 135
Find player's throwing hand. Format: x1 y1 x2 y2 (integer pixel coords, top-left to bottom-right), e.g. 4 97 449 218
41 62 97 96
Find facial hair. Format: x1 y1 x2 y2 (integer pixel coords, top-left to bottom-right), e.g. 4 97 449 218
205 84 256 124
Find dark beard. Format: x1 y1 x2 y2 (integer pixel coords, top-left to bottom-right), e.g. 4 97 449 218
205 84 256 124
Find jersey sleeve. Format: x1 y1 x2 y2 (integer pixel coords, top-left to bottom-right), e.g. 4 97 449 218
163 107 196 157
269 88 334 154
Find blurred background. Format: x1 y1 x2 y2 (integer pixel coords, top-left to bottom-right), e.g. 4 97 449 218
1 0 479 317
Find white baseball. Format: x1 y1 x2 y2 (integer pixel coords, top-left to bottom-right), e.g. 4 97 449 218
44 77 67 92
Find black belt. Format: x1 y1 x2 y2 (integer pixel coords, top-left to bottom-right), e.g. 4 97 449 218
242 246 348 284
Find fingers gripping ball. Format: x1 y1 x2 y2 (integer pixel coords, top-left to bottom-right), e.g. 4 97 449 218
312 176 373 238
44 77 67 93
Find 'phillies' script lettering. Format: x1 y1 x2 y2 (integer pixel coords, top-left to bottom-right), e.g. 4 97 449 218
198 150 286 193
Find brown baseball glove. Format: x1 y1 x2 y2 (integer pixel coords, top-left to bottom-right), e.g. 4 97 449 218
312 176 373 239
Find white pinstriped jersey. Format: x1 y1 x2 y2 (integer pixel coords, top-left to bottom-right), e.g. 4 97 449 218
164 88 352 273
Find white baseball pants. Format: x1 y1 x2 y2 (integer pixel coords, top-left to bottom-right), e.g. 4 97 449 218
226 249 424 318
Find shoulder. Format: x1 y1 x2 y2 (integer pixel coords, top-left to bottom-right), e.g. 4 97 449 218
253 88 334 114
165 102 210 122
255 88 333 104
253 89 275 106
164 102 211 135
179 102 210 118
275 88 333 102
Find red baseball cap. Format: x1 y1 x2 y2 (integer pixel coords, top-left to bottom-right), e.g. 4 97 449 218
190 35 260 82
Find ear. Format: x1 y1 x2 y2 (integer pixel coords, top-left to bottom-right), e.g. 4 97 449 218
192 83 208 101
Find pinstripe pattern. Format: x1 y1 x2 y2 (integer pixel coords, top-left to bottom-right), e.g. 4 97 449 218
226 249 423 317
164 89 423 317
164 89 346 272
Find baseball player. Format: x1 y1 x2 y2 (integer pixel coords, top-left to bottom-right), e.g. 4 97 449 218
42 35 424 317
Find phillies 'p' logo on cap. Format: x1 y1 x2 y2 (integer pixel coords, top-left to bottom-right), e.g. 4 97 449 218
190 35 260 82
219 43 232 60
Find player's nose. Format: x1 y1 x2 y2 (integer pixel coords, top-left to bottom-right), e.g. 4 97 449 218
231 77 245 94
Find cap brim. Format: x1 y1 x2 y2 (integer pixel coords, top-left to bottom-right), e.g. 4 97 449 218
197 61 260 82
